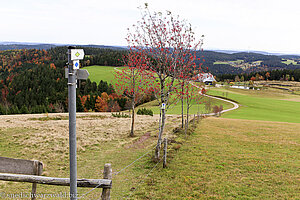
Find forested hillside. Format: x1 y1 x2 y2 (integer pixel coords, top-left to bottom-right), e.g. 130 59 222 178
0 47 138 115
198 51 300 74
1 45 299 115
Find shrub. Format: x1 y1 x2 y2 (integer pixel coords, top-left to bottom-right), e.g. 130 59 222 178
111 112 130 118
137 108 153 116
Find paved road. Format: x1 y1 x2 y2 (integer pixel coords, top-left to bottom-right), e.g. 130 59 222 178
202 94 239 116
190 82 239 116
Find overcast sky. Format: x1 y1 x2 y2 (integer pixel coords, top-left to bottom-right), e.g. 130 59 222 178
0 0 299 54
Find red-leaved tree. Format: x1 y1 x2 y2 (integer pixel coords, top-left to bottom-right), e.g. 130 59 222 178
115 50 154 137
127 4 204 159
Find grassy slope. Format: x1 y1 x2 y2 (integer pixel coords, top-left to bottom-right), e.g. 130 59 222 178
0 114 181 199
214 60 244 65
282 59 297 65
138 96 233 115
83 65 233 115
82 65 125 84
1 85 300 199
207 87 300 123
136 117 300 199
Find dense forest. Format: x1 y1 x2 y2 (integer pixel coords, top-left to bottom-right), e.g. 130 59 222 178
0 47 151 115
0 45 299 114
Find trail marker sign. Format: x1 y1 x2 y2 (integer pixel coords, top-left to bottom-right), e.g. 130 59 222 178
65 68 89 80
77 69 89 80
162 103 166 109
70 49 84 60
73 60 80 70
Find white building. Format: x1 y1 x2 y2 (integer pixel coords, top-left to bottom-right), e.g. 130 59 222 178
197 73 216 85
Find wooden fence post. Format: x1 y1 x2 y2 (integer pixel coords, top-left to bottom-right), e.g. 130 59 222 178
101 163 112 200
163 138 168 168
31 161 42 200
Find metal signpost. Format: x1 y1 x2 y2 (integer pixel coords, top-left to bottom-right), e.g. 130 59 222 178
67 46 89 199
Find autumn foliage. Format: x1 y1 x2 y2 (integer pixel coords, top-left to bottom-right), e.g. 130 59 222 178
125 4 204 157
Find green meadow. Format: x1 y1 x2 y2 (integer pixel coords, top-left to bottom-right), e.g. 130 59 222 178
138 95 233 115
282 59 298 65
83 65 232 115
207 87 300 123
213 59 244 65
136 117 300 199
83 65 125 84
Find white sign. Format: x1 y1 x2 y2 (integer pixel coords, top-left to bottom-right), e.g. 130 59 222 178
71 49 84 60
73 60 80 70
161 103 166 109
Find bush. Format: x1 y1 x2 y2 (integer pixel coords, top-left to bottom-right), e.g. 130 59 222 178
111 112 130 118
137 108 153 116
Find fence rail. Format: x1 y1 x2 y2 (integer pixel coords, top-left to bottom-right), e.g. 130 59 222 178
0 173 112 189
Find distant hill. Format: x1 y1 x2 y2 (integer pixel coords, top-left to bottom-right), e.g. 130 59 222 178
0 42 126 51
0 43 56 50
1 42 300 75
209 49 300 56
197 50 300 74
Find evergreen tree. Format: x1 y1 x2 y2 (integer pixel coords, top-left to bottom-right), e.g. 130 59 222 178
76 95 84 112
107 84 115 95
20 105 29 114
98 80 108 93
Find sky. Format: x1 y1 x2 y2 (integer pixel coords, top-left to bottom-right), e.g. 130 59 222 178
0 0 299 54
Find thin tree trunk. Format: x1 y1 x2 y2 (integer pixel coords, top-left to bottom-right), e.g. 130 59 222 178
181 90 184 129
130 101 135 137
155 106 166 160
180 82 185 128
186 106 189 131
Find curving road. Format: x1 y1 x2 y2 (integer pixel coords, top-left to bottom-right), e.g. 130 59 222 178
202 94 239 116
190 82 239 116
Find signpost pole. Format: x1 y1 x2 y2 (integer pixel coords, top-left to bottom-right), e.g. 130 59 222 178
68 46 77 200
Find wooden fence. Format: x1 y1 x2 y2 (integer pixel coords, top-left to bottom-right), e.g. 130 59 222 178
0 157 112 200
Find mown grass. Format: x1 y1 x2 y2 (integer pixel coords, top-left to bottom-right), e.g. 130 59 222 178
282 59 297 65
82 65 125 84
207 87 300 123
134 117 300 199
83 65 232 116
214 60 244 65
138 95 233 115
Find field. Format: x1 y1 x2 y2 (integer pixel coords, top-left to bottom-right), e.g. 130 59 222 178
1 111 299 199
1 65 300 199
214 59 244 65
0 112 182 199
83 65 232 115
282 59 298 65
136 117 300 199
137 95 233 115
82 65 125 84
207 87 300 123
